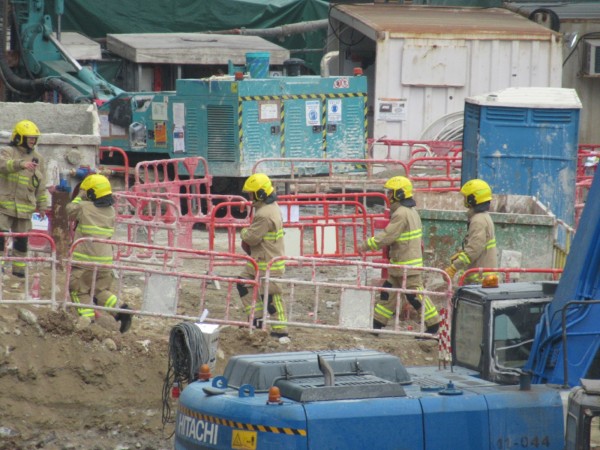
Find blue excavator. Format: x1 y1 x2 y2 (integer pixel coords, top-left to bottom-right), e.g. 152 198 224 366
173 155 600 448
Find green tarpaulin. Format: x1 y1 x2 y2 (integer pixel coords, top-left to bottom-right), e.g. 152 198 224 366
52 0 333 73
49 0 582 72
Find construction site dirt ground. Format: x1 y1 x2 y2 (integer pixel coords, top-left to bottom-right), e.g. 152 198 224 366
0 228 443 450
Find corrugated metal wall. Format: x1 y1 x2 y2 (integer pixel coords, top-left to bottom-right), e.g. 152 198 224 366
370 37 562 141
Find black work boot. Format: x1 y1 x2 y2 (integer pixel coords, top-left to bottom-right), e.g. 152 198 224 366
415 322 440 341
426 323 440 335
270 329 289 338
252 318 263 330
115 304 132 333
372 319 384 336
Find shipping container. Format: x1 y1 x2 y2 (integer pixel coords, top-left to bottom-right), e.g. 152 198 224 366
327 5 562 149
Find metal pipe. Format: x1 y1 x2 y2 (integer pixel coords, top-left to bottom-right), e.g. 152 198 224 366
320 51 339 77
561 300 600 388
318 355 335 387
210 19 328 38
47 33 82 71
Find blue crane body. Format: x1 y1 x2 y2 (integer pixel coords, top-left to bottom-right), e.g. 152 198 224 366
176 352 565 450
174 152 600 449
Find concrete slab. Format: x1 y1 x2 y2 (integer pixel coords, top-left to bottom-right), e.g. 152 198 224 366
53 32 102 60
106 33 290 65
340 289 372 329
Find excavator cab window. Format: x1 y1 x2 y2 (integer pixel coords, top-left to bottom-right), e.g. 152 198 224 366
453 300 484 370
585 350 600 379
492 302 544 369
591 417 600 449
452 287 551 382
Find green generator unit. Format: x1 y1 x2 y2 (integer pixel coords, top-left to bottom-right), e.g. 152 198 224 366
99 73 368 179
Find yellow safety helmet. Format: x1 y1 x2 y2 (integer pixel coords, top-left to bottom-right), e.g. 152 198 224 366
81 174 112 201
11 120 41 147
460 179 492 208
384 176 413 202
243 173 274 201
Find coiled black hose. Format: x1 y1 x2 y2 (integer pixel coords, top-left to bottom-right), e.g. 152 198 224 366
161 322 212 430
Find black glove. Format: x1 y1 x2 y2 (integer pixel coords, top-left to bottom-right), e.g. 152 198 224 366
241 241 251 255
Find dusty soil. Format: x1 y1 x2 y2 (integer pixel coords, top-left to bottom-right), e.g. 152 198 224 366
0 223 442 450
0 299 438 450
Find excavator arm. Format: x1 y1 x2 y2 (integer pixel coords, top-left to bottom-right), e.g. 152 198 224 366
525 169 600 386
1 0 123 103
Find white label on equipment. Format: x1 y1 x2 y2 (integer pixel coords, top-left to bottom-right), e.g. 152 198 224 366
305 100 321 126
376 98 407 122
259 102 279 121
328 99 342 123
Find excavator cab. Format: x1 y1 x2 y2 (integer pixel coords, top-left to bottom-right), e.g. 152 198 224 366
451 281 555 384
566 379 600 450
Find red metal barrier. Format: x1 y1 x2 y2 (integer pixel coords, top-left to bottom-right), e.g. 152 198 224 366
367 139 462 159
99 146 131 190
262 256 453 345
207 192 391 266
252 157 409 194
136 192 247 249
575 146 599 227
253 156 461 194
0 231 58 305
458 267 563 286
64 238 262 328
133 157 250 248
279 199 371 258
113 192 182 260
134 157 211 189
575 179 592 228
279 192 390 259
407 156 462 191
576 144 600 183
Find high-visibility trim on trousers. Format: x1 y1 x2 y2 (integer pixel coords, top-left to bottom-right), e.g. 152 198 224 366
70 291 95 318
270 294 287 330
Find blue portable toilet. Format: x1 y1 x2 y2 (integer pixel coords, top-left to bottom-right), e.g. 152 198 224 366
462 87 582 226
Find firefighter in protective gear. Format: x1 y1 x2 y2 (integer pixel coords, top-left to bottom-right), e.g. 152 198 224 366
67 174 132 332
0 120 49 278
445 178 498 285
361 176 441 334
237 173 287 338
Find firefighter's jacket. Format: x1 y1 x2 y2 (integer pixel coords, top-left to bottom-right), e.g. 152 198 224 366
0 145 48 219
66 196 115 266
453 209 497 273
240 201 285 275
364 202 423 278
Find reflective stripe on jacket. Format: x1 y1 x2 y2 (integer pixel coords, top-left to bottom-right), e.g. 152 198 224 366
0 145 48 219
453 210 497 279
365 202 423 278
241 201 285 275
66 196 116 265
